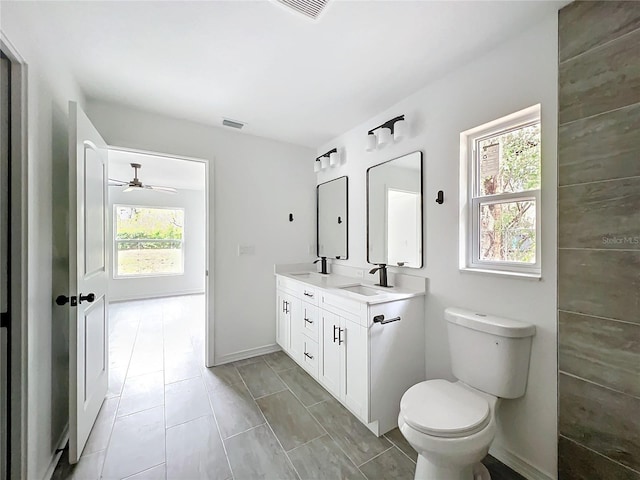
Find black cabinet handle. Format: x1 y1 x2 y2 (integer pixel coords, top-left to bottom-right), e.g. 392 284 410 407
303 291 314 298
304 317 313 324
304 352 314 360
333 324 338 343
373 315 401 325
79 293 95 304
338 328 344 345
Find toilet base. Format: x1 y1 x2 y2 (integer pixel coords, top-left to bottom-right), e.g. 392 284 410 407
414 456 491 480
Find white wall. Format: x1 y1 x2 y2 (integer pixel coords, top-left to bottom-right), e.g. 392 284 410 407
108 186 206 301
87 101 317 363
1 5 87 479
316 15 558 479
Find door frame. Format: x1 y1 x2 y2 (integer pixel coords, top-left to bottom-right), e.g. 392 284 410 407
107 146 215 367
0 32 28 480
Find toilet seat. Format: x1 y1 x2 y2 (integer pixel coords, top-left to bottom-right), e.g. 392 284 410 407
400 380 491 438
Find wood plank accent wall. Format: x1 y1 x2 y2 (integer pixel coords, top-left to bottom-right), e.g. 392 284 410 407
557 2 640 479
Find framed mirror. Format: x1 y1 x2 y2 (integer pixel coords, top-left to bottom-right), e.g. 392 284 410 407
367 151 423 268
317 176 348 259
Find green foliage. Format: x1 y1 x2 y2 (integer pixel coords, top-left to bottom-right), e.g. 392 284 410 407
115 207 184 250
478 123 540 264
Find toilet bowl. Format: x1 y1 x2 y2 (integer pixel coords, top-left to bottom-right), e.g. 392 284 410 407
399 308 536 480
399 379 498 480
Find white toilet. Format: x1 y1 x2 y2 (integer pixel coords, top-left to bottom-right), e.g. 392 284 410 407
398 307 536 480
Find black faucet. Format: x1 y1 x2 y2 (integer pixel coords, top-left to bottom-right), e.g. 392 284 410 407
369 264 392 288
314 257 328 274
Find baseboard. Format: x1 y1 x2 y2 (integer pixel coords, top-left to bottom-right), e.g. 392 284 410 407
110 289 205 303
43 424 68 480
214 344 281 366
489 444 555 480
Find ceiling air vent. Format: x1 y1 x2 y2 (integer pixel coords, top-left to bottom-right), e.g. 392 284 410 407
276 0 331 20
222 118 245 129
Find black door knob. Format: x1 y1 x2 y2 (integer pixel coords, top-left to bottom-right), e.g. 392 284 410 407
55 295 77 307
79 293 95 304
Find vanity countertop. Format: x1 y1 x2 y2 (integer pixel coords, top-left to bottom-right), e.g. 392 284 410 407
276 271 425 305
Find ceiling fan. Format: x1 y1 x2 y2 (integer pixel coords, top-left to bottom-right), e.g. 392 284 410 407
108 163 177 194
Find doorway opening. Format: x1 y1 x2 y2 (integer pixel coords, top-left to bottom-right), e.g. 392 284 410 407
106 148 211 396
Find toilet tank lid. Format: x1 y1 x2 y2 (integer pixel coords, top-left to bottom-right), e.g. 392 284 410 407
445 307 536 338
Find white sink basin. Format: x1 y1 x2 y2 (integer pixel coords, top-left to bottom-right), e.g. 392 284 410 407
339 284 381 296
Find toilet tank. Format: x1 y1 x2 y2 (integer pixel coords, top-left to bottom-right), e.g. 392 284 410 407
445 307 536 399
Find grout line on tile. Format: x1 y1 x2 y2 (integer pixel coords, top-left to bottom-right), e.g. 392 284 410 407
385 437 417 465
357 446 394 468
252 386 289 401
558 173 640 189
558 371 640 400
558 309 640 327
221 422 267 442
205 389 235 480
558 435 640 476
120 461 165 480
558 99 640 129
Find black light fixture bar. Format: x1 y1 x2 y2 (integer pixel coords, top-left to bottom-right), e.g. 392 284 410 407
316 148 338 162
367 115 405 135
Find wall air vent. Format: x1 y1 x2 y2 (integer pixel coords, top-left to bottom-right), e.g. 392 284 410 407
222 118 245 129
276 0 331 20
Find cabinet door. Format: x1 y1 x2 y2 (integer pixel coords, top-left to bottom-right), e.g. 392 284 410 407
319 310 341 398
276 291 290 352
288 296 302 362
341 317 367 418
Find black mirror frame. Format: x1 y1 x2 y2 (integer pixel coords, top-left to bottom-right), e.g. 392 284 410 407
316 175 349 260
366 151 424 268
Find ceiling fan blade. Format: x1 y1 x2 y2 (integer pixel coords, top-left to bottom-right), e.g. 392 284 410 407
108 178 128 187
122 186 139 193
148 185 177 194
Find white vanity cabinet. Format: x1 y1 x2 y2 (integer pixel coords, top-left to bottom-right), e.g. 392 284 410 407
274 272 426 436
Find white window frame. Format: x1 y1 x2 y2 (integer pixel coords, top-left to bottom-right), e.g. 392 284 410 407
460 105 541 277
113 204 185 279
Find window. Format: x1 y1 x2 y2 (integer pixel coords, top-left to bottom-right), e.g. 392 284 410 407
461 106 541 276
114 206 184 277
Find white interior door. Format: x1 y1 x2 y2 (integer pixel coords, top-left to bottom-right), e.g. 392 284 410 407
68 102 109 463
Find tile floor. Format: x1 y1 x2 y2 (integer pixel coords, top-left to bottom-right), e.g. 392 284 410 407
54 295 525 480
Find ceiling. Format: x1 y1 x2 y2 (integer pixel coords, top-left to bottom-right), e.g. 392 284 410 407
6 0 565 148
109 149 206 191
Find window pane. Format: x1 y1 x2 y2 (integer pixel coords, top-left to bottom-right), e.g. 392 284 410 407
479 200 536 264
115 206 184 276
477 123 540 196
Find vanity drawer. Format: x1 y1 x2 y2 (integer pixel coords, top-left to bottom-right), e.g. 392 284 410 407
300 337 318 378
298 285 319 305
301 302 319 342
277 275 298 295
321 292 363 320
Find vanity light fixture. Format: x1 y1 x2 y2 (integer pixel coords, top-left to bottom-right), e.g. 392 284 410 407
366 115 407 151
315 148 339 172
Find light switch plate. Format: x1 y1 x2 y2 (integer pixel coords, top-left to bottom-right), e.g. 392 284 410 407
237 245 255 256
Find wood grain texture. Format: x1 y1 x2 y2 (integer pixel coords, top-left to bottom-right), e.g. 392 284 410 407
558 249 640 324
559 373 640 472
559 177 640 249
559 311 640 398
558 435 640 480
559 1 640 63
558 103 640 186
559 28 640 125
